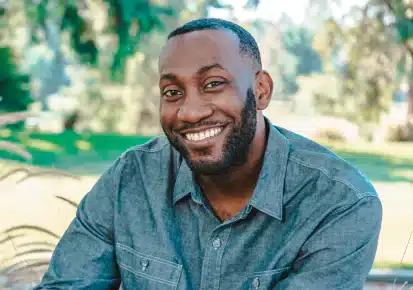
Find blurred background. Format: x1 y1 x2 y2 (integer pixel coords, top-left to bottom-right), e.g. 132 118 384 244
0 0 413 289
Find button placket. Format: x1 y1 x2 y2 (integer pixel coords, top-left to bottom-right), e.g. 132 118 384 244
199 226 232 290
212 238 221 249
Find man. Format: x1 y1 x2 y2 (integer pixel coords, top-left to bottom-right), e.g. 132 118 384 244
35 18 382 289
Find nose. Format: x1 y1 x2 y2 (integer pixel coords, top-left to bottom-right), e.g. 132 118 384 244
177 93 213 124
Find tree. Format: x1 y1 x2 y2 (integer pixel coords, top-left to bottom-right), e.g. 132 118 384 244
0 5 32 126
252 15 323 99
0 47 32 113
312 4 403 126
311 0 413 124
380 0 413 120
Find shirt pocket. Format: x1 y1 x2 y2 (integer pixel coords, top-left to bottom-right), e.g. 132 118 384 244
116 242 183 290
243 266 290 290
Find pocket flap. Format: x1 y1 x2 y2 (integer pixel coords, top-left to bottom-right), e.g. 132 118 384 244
116 243 182 286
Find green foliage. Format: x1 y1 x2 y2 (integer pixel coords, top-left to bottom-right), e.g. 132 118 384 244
103 0 174 82
280 25 323 96
255 18 323 98
0 47 32 114
20 0 174 83
312 2 404 125
312 0 413 122
61 3 98 65
282 27 323 76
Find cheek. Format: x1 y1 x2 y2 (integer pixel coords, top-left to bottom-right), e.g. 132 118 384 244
159 103 177 128
214 94 244 117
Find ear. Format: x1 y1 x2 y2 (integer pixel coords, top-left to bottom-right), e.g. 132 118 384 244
254 70 273 110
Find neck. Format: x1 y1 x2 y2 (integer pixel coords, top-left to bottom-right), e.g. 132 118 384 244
196 116 268 201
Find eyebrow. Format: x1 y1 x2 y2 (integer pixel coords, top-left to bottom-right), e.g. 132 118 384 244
160 63 226 82
197 63 225 75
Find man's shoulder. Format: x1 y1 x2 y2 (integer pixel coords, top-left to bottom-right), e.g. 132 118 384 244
278 126 377 200
124 135 171 155
112 135 174 177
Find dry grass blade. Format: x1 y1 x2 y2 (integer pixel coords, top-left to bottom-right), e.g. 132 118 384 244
0 111 34 127
16 170 80 183
0 141 32 160
0 234 25 246
0 167 30 182
3 226 60 240
55 196 79 208
393 228 413 289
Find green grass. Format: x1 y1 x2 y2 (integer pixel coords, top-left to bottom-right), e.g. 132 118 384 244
0 129 152 174
1 129 413 182
322 140 413 183
373 262 413 270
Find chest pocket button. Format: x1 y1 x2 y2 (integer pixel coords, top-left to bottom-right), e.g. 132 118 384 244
252 277 260 289
140 258 149 270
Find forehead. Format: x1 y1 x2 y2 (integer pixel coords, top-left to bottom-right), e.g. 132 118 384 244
159 29 248 76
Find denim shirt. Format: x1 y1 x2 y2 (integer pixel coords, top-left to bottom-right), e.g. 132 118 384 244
34 123 382 290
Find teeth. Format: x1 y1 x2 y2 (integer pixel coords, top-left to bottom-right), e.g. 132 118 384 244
185 127 223 141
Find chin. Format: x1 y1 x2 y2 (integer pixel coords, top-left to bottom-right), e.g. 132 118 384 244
186 155 231 176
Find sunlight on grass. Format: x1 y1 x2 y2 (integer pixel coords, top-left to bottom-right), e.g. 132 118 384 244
323 141 413 161
390 169 413 180
374 262 413 270
0 129 11 138
24 139 62 153
75 140 92 151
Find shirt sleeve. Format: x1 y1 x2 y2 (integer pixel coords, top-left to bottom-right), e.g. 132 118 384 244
33 157 125 290
276 195 382 290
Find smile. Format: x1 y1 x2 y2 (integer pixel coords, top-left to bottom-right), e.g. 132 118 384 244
184 127 223 142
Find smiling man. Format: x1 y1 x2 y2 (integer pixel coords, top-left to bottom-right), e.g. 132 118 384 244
35 18 382 290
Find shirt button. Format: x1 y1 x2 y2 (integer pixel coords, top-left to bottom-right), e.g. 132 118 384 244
140 258 149 270
212 238 221 249
252 277 260 289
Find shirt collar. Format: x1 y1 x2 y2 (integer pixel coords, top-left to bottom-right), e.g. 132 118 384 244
172 118 291 221
173 159 202 205
248 119 290 221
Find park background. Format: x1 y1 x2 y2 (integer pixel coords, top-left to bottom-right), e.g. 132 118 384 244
0 0 413 289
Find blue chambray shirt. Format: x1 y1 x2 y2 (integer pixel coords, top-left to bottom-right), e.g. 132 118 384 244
34 122 382 290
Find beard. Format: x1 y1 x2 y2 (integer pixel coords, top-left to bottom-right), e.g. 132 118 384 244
162 88 257 176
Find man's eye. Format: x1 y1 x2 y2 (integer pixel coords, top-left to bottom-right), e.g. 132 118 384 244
205 81 224 89
164 90 182 97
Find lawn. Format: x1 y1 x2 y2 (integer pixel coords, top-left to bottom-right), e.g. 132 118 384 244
322 140 413 183
1 129 413 183
0 129 152 174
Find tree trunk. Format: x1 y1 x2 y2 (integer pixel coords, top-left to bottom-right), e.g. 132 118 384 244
408 82 413 121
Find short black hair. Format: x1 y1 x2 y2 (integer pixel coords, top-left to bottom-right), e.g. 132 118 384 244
168 18 262 68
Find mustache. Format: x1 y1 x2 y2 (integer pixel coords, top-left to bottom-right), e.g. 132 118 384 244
175 120 227 132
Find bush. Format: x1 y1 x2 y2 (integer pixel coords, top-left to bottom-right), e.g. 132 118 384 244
314 127 347 142
386 121 413 142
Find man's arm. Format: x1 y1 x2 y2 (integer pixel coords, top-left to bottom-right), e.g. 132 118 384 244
277 195 382 290
33 158 125 289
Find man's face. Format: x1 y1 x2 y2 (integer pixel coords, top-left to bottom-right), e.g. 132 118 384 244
158 29 257 175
